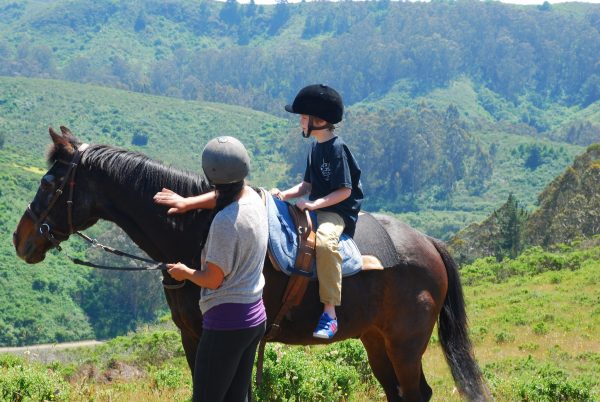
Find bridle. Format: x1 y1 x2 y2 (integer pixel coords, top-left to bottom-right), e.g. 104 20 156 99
26 144 88 248
24 143 175 278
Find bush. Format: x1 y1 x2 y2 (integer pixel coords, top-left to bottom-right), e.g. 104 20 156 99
131 131 148 146
533 322 549 335
104 330 184 367
494 330 515 344
152 365 187 390
255 343 360 401
0 364 71 401
320 340 376 385
517 364 593 401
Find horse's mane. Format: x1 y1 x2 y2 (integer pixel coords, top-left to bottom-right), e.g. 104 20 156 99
47 138 211 200
46 131 214 260
80 145 212 198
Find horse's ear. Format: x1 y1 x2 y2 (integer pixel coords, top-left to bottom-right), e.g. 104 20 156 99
60 126 73 138
49 127 64 145
49 127 74 152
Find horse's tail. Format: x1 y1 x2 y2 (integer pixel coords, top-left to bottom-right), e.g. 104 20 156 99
430 238 493 402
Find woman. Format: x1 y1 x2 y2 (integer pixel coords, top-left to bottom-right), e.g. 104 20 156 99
158 136 267 402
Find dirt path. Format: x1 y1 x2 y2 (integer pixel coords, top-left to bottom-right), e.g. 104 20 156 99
0 340 103 354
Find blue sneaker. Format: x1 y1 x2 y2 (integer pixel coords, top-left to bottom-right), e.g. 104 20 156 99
312 312 338 339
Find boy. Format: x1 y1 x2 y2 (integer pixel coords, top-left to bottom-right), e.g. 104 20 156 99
271 84 363 339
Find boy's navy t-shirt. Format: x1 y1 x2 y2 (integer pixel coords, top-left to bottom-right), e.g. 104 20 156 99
303 136 364 237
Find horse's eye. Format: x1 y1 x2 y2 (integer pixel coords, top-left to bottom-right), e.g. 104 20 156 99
41 175 55 191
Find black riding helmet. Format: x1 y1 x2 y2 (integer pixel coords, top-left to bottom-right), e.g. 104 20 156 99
285 84 344 138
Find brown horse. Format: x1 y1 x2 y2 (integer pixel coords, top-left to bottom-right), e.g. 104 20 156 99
13 127 491 401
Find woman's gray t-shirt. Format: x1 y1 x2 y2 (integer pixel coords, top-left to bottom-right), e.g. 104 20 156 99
199 190 268 314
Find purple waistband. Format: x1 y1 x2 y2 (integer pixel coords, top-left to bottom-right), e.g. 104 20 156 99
203 298 267 330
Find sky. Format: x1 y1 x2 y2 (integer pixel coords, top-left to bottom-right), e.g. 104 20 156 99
244 0 600 4
498 0 600 3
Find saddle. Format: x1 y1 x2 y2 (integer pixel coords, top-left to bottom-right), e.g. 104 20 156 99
273 204 316 277
255 189 388 383
260 191 317 342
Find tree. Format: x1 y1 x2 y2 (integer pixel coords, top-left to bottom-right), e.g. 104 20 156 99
220 0 240 25
63 56 94 82
131 131 148 146
494 194 528 260
538 1 551 11
269 0 290 35
580 74 600 107
134 11 147 32
525 144 543 170
246 0 257 17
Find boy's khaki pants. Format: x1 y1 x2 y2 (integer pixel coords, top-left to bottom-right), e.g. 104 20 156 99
315 211 345 306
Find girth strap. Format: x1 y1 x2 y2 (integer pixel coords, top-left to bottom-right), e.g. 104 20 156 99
256 202 316 385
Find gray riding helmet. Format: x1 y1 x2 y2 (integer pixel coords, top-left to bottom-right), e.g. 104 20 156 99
201 136 250 184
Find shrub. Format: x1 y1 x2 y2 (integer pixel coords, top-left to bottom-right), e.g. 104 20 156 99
255 343 360 401
152 365 186 390
517 364 593 401
494 330 515 344
533 322 549 335
131 131 149 146
0 364 71 401
319 340 375 385
518 342 539 352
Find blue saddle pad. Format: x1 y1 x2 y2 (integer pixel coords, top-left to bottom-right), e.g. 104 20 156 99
264 190 362 280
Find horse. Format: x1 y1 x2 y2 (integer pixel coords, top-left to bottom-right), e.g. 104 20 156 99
13 127 491 402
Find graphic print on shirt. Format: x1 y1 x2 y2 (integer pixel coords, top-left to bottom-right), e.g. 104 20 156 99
320 160 331 181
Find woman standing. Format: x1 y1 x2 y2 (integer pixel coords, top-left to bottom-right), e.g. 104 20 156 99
161 136 267 402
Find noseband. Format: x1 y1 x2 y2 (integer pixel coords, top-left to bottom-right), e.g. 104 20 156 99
26 144 88 249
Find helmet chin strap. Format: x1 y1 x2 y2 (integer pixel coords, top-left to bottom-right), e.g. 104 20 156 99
302 116 330 138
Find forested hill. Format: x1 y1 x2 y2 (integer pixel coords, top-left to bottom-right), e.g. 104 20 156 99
0 0 599 139
1 0 600 345
449 144 600 263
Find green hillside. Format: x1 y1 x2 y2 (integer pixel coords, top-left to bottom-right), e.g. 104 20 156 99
1 0 600 127
0 76 289 186
449 144 600 263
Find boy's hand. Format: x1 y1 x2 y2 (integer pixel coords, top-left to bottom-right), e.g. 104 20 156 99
154 188 187 214
167 262 193 281
296 199 315 211
270 188 284 200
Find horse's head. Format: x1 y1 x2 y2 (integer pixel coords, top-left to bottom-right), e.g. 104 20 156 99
13 126 99 263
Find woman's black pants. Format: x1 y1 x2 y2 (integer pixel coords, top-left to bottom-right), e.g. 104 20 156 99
193 322 266 402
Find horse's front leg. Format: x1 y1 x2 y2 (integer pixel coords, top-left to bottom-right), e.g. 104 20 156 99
164 283 204 375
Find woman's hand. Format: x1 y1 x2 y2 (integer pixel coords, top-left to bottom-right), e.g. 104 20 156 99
154 188 188 214
167 262 193 281
270 188 285 200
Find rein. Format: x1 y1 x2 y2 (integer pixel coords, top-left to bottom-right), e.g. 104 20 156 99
27 144 177 277
63 232 168 272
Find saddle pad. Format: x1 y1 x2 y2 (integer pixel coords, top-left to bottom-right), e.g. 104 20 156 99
353 212 401 268
265 192 362 280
